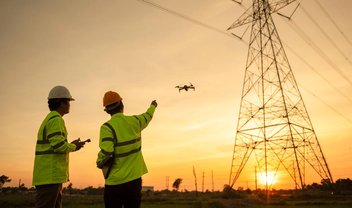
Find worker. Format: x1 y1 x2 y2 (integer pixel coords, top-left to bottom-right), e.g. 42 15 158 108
32 85 86 208
96 90 157 208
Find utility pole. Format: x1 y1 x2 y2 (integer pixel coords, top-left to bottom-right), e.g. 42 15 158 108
228 0 333 195
166 176 169 190
293 161 298 190
211 170 214 192
255 166 258 191
202 171 205 192
193 166 198 196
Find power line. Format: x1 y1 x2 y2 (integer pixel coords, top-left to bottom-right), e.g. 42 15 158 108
136 0 236 39
299 4 352 65
231 0 243 5
314 0 352 48
283 42 352 105
299 84 352 124
284 18 352 86
136 0 352 124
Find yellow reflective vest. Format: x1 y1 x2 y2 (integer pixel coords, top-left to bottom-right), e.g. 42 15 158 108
96 105 156 185
32 111 76 186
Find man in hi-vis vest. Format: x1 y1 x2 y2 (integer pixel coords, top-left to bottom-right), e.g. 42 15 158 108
97 91 157 208
33 85 86 208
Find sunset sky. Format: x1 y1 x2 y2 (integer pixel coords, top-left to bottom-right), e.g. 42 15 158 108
1 0 351 191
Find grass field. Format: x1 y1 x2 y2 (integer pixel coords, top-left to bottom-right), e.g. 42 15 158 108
1 191 352 208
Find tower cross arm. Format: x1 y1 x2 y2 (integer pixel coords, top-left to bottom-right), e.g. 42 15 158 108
270 0 297 14
227 5 254 30
227 0 297 30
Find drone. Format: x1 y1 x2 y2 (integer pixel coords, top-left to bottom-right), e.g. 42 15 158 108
175 83 195 92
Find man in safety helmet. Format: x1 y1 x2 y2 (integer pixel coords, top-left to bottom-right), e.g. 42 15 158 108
96 91 157 208
33 85 86 208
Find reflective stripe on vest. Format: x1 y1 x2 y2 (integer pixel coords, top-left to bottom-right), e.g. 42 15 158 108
103 122 141 158
116 146 141 158
35 150 66 155
35 115 65 155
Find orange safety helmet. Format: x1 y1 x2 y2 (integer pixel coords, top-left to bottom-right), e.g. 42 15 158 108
103 91 122 107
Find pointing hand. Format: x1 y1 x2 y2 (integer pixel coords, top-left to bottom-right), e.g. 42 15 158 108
151 100 158 107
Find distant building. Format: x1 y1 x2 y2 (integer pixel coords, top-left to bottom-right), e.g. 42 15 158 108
142 186 154 192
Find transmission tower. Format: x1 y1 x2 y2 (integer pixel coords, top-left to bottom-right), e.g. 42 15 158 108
228 0 333 190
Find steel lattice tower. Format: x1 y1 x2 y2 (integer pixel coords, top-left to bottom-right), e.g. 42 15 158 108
228 0 333 190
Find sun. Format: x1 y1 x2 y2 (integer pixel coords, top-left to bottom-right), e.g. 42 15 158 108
258 171 277 186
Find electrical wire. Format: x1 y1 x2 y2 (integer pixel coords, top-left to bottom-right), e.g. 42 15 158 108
135 0 352 123
314 0 352 48
136 0 237 40
284 18 352 86
298 84 352 124
231 0 243 5
283 42 352 104
299 4 352 65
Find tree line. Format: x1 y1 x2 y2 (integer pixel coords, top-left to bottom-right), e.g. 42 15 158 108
1 174 352 194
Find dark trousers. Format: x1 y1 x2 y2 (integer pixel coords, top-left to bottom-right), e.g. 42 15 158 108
35 184 62 208
104 178 142 208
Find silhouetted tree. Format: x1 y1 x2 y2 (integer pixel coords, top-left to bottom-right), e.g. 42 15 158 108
335 178 352 191
223 184 234 192
18 182 27 192
222 184 244 199
172 178 182 191
67 183 73 194
306 182 320 190
0 175 11 190
321 179 332 190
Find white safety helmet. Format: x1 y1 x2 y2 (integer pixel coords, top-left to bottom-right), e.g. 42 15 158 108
48 85 75 100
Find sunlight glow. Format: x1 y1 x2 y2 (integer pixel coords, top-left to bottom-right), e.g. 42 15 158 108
258 171 277 186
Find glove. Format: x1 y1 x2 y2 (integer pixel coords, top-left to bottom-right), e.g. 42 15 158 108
151 100 158 107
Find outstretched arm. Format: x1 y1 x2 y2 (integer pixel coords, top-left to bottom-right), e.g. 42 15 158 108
133 100 157 130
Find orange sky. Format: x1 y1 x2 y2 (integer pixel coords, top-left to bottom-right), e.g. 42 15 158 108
0 0 351 191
